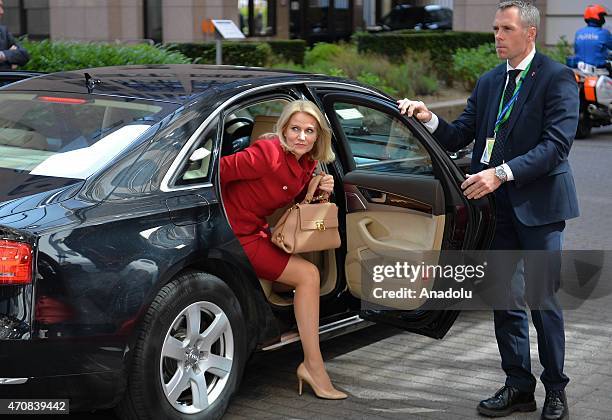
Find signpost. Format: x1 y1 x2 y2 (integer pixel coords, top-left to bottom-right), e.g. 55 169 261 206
209 19 245 65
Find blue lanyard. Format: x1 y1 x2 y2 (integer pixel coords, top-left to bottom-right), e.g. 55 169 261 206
494 60 532 136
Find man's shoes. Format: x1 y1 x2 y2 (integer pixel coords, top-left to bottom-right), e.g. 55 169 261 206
477 385 537 417
541 390 568 420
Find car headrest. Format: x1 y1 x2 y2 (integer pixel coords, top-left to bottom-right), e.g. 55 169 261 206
250 115 278 144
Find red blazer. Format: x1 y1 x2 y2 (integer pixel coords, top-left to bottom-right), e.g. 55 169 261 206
220 136 317 244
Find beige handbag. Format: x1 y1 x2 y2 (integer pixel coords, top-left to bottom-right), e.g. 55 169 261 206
272 174 341 254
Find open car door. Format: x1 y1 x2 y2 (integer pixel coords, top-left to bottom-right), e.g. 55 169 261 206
319 91 495 339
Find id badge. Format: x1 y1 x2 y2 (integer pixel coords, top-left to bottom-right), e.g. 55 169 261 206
480 137 496 165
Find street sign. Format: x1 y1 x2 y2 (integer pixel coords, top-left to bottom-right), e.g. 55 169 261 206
211 20 245 40
210 19 245 65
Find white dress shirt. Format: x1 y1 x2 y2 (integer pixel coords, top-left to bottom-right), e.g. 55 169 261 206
423 47 537 181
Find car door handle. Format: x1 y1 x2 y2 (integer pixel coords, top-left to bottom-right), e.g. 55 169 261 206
370 193 386 203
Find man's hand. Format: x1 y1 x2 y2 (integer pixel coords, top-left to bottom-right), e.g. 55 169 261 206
397 98 433 123
0 47 16 63
461 168 502 199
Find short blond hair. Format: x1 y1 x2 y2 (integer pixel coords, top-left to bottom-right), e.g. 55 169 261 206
275 100 335 163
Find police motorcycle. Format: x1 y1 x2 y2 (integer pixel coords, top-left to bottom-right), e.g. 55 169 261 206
569 4 612 138
568 57 612 139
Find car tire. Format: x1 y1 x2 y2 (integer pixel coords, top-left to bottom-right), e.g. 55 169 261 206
116 271 247 420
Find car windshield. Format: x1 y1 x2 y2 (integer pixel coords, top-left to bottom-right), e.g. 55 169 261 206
0 92 177 179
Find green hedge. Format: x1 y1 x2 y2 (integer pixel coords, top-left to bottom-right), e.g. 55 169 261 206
354 31 494 84
452 37 573 91
167 40 306 66
267 40 307 64
21 39 190 73
166 42 270 66
453 43 501 90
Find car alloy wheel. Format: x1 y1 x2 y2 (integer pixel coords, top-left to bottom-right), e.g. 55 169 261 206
116 272 246 420
160 301 234 414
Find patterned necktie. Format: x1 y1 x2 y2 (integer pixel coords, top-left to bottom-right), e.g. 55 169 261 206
489 69 522 167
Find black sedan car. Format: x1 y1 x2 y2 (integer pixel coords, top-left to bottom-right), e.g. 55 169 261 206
368 4 453 32
0 65 493 419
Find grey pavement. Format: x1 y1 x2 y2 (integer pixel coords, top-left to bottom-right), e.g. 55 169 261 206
223 126 612 420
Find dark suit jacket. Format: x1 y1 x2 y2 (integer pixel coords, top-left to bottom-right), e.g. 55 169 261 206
433 52 580 227
0 25 29 70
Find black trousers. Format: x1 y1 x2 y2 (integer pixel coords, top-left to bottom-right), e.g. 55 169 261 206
491 184 569 393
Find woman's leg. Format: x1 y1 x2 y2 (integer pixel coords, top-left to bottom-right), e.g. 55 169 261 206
275 255 337 392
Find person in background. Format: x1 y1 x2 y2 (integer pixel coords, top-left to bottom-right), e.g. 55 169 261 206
0 0 30 70
574 4 611 69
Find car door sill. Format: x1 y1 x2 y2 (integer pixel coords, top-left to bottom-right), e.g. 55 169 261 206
261 315 372 351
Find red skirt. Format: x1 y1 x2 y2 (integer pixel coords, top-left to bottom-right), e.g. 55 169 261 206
239 231 290 281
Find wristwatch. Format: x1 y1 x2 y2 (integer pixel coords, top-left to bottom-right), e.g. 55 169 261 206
494 165 508 183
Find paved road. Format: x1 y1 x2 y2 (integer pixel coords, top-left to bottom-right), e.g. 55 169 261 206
74 126 612 419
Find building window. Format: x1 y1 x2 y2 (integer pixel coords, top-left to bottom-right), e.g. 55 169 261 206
144 0 162 44
238 0 276 37
3 0 49 39
3 0 24 36
24 0 49 39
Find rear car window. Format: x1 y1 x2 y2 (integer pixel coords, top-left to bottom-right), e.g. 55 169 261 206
0 92 178 179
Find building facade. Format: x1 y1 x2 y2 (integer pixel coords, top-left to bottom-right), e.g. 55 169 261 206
453 0 609 46
1 0 604 46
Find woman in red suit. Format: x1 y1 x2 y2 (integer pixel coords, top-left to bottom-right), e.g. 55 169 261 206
221 100 346 399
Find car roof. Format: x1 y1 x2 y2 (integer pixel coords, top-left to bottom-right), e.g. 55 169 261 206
1 65 316 104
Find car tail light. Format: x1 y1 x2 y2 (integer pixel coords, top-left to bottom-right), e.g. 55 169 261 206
0 240 33 285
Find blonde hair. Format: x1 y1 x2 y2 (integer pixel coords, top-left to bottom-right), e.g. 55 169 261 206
275 100 335 163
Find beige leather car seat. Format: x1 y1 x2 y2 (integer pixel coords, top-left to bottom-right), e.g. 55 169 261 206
250 115 278 144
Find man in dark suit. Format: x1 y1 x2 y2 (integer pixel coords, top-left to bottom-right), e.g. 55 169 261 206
0 0 29 70
398 1 578 419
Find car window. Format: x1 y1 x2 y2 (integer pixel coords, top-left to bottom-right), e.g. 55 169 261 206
428 9 445 21
223 97 290 156
332 102 433 176
0 92 177 179
235 98 287 120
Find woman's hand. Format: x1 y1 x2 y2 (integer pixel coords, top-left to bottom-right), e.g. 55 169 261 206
318 174 334 193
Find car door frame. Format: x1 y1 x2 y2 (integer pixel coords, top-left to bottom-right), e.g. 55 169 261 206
307 86 495 339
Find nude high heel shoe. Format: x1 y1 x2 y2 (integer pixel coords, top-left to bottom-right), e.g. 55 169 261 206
296 363 348 400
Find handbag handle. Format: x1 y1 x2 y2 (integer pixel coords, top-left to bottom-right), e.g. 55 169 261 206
302 173 329 204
